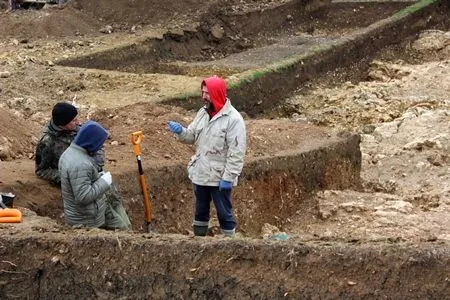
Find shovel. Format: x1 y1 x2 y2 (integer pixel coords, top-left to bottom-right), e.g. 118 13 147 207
130 131 155 233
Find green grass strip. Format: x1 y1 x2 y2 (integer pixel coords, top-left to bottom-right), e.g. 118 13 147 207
394 0 437 18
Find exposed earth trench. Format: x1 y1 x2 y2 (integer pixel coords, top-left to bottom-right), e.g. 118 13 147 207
0 0 449 298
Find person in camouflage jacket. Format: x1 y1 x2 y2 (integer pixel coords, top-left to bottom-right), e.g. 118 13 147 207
35 102 81 185
35 102 131 230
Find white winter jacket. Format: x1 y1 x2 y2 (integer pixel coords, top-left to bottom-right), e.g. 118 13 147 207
178 99 246 186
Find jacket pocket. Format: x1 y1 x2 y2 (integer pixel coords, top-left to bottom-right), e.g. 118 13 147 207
210 130 226 151
84 201 98 218
187 154 200 171
210 162 225 182
188 155 210 183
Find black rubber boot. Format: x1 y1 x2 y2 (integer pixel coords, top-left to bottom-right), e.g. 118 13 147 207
193 225 208 236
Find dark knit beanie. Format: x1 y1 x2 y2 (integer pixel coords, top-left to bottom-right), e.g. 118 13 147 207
52 102 78 126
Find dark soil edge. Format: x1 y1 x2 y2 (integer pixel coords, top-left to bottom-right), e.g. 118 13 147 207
164 0 449 116
0 233 448 299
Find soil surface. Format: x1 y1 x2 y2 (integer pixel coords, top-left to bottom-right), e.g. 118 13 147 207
0 0 449 298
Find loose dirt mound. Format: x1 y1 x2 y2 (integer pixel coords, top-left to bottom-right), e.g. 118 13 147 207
0 0 286 40
0 107 36 160
0 6 102 39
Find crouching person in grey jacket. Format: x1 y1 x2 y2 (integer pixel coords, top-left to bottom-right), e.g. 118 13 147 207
59 121 131 230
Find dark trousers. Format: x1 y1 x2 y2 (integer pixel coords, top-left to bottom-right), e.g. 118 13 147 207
193 184 236 231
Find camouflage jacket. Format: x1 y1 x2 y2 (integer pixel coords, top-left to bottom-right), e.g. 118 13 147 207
35 121 104 186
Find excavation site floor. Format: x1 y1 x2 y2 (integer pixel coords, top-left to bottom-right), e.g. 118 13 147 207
0 0 449 298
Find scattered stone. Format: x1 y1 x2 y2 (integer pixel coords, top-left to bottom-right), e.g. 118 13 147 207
100 25 113 34
165 28 184 41
426 235 438 242
261 223 281 239
412 30 449 52
110 141 119 146
0 71 11 78
210 24 225 40
415 161 428 169
403 139 438 151
362 124 376 134
427 153 448 166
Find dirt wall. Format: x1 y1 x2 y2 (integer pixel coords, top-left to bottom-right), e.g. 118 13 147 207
69 0 217 25
4 131 361 236
117 132 361 235
1 233 448 299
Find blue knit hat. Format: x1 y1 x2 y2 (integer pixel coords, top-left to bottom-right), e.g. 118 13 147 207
74 121 109 153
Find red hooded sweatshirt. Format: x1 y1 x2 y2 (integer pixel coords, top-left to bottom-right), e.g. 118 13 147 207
201 76 227 118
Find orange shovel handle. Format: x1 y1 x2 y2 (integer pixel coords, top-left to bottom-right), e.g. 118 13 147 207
140 175 151 222
130 131 143 156
130 131 152 225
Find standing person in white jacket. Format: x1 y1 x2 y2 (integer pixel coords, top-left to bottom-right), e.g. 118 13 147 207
167 76 246 237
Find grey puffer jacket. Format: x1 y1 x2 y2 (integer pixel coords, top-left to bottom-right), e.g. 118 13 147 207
59 143 110 227
177 99 246 186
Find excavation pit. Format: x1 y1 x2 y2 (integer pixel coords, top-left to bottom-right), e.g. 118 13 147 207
56 0 449 117
3 120 361 237
58 1 410 77
0 0 449 298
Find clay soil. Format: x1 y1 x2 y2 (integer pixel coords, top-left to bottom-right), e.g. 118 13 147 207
0 0 449 298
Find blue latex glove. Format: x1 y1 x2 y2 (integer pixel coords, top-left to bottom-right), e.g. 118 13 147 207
219 179 233 191
168 121 182 134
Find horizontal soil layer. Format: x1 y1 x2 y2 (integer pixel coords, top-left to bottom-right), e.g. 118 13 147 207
0 229 448 299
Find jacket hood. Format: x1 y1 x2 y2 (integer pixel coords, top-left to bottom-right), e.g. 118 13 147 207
74 121 109 153
202 76 227 117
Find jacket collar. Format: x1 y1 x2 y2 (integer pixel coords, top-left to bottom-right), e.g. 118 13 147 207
70 142 88 154
45 120 79 136
209 99 232 122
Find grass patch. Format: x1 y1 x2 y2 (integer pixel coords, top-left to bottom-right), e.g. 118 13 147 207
394 0 436 18
173 91 200 101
